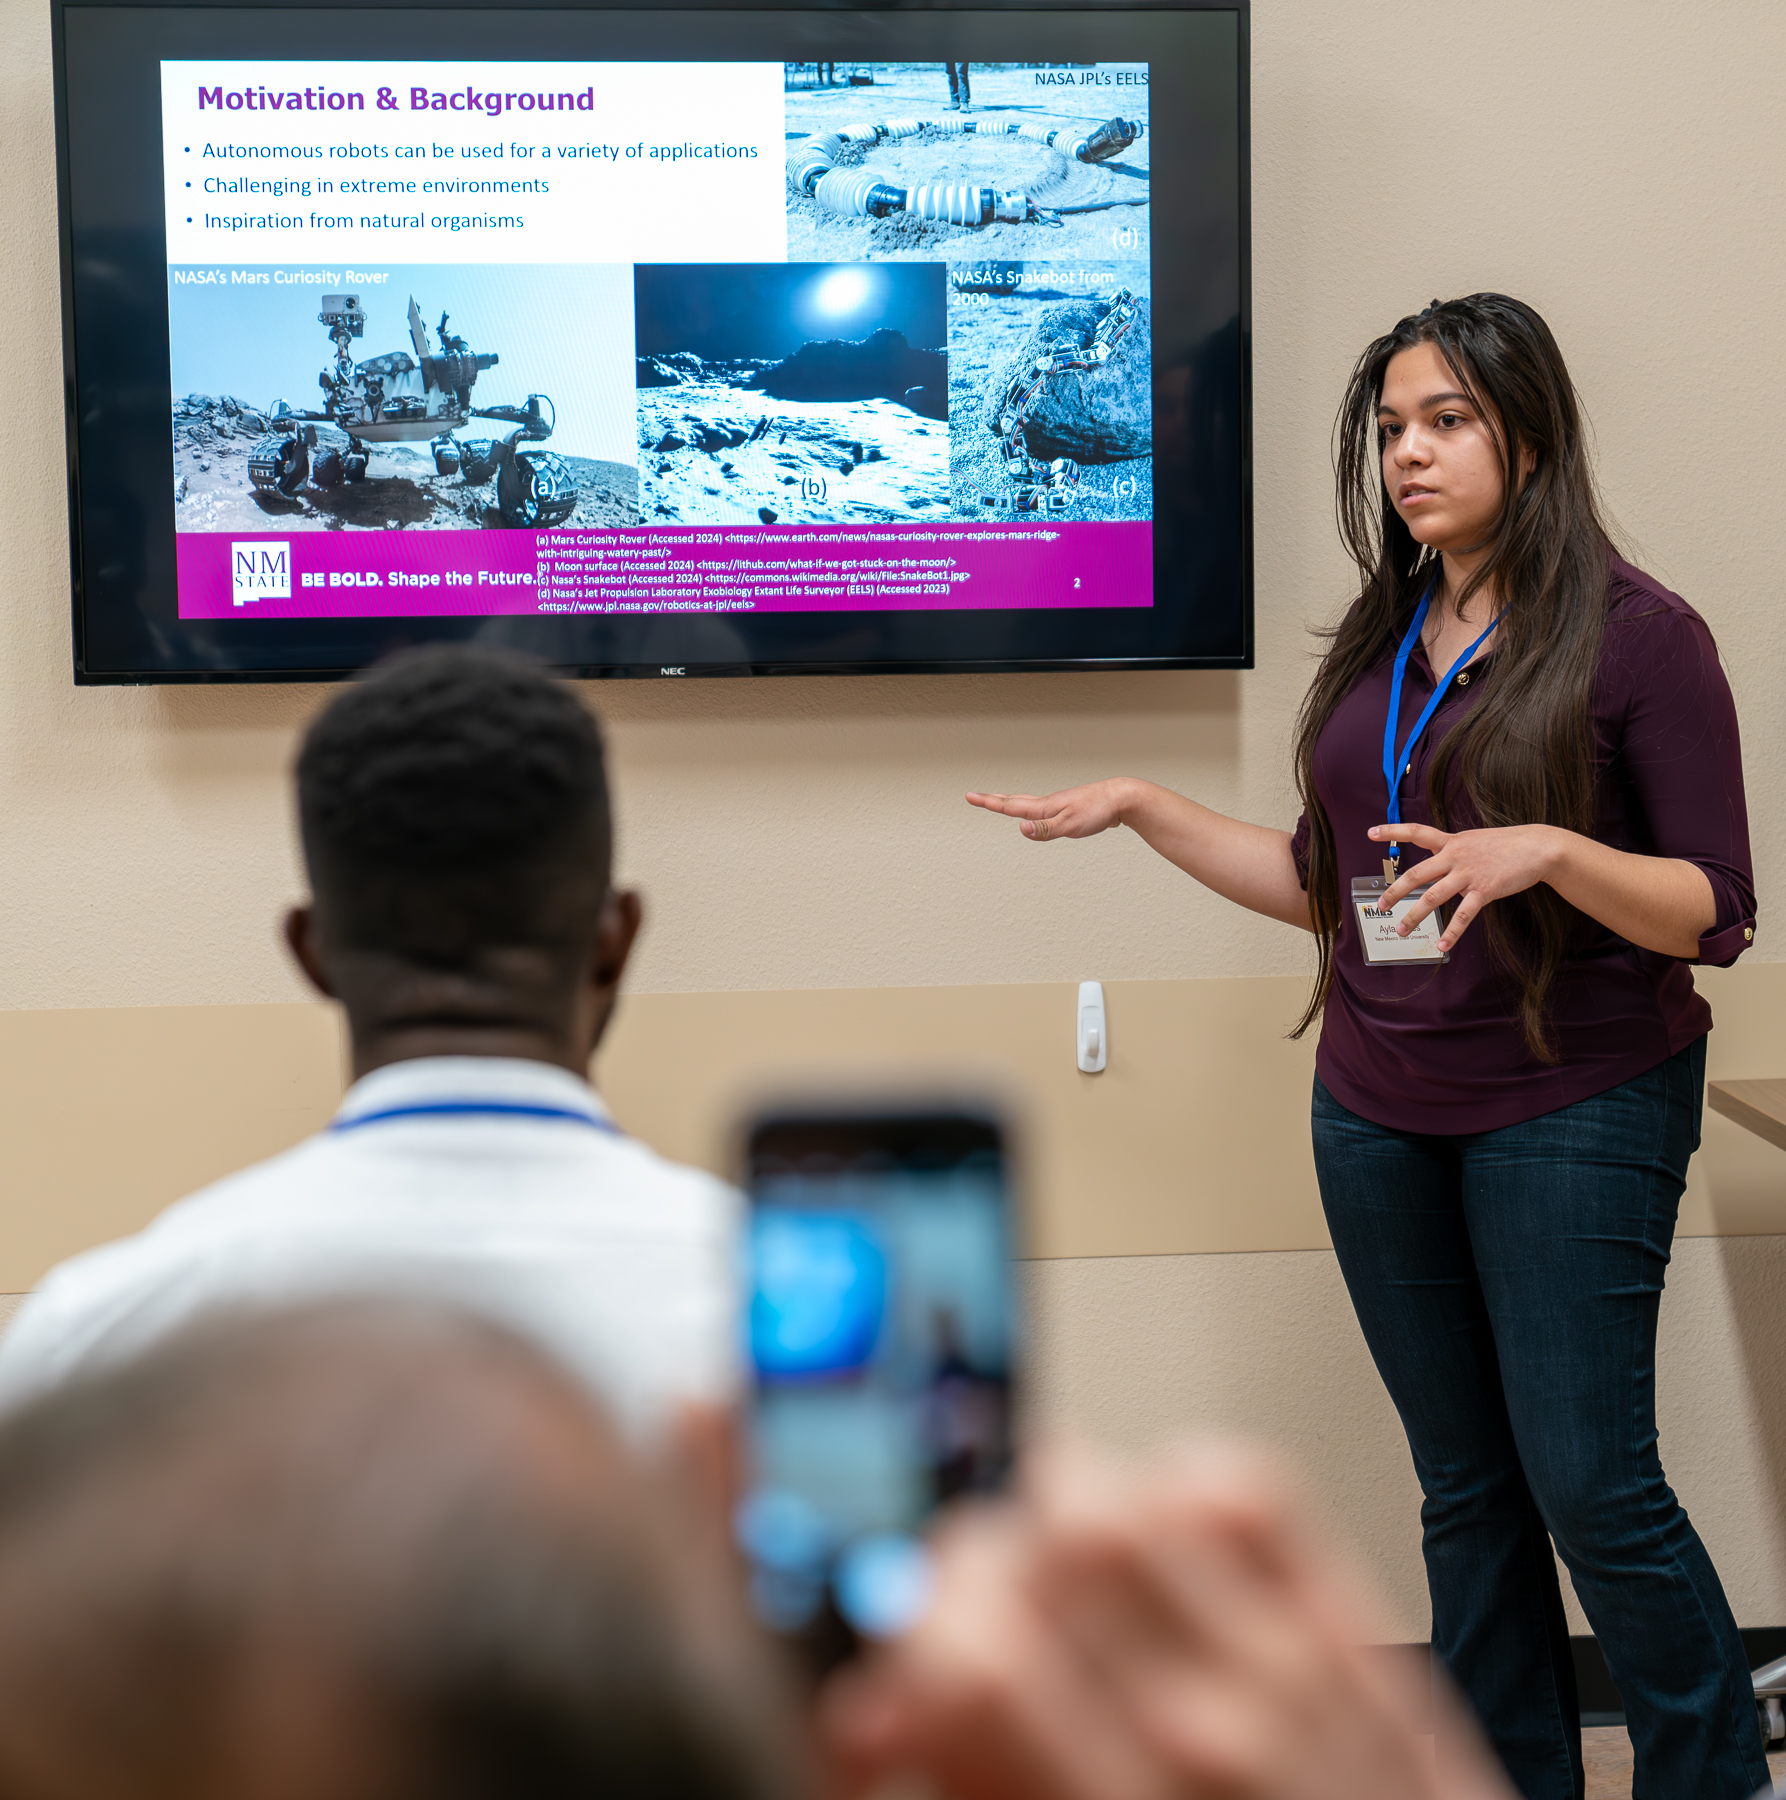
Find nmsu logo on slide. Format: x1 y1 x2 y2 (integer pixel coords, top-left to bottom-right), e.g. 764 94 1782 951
232 541 290 604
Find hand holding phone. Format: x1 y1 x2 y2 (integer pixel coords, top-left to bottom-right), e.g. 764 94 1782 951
736 1106 1017 1672
820 1441 1518 1800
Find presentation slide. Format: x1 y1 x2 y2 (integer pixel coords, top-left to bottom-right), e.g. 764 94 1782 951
161 59 1154 621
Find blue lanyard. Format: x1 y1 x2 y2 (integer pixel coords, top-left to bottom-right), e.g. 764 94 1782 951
330 1101 621 1135
1382 589 1500 871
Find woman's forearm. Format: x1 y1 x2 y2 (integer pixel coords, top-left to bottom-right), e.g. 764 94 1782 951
1116 779 1313 931
1540 829 1716 959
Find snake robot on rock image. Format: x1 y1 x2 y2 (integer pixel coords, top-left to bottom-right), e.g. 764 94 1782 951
248 294 578 527
985 286 1142 513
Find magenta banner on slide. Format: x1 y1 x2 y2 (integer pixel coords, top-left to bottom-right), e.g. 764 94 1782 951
175 521 1154 620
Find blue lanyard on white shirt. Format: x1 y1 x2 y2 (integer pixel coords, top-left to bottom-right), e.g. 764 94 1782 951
330 1101 621 1135
1382 589 1500 875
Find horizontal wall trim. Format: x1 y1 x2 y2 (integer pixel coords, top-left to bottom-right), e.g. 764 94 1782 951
2 964 1785 1287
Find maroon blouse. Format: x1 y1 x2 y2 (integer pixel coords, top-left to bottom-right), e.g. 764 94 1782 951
1290 555 1756 1134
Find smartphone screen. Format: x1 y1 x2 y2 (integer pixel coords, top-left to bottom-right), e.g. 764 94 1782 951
738 1108 1016 1667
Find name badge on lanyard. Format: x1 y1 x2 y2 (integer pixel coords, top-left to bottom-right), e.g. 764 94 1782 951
1351 874 1448 964
1358 586 1498 968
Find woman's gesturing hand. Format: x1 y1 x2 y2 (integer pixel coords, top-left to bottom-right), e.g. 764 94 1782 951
966 780 1131 842
966 780 1315 932
1370 822 1563 953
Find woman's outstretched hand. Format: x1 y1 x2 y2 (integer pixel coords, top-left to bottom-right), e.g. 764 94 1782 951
966 780 1131 842
965 780 1314 932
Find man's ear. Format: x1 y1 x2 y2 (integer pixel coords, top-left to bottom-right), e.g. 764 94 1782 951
582 888 643 1060
593 888 644 993
283 905 337 1000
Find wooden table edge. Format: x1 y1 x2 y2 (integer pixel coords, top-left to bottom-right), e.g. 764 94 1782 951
1708 1079 1786 1156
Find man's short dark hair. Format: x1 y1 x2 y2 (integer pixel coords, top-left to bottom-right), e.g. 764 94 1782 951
297 646 611 966
0 1305 788 1800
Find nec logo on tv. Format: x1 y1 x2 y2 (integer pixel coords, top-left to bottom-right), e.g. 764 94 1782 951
232 542 291 603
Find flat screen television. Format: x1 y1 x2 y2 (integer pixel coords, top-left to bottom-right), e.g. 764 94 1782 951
52 0 1251 682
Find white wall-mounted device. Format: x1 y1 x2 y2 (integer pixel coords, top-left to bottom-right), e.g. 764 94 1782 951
1076 981 1107 1074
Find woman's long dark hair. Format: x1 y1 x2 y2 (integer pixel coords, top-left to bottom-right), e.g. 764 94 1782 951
1292 293 1611 1062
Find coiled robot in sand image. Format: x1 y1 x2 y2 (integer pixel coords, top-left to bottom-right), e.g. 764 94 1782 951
784 63 1153 261
248 294 578 527
788 113 1144 231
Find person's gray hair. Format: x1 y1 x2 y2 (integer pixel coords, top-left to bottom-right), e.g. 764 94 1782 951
0 1301 792 1800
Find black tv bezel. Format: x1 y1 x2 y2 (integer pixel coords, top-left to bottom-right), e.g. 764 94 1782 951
52 0 1252 685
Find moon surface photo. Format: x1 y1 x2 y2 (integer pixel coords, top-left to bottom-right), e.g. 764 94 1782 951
634 261 950 527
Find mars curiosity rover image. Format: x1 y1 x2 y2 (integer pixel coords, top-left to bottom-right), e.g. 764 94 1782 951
634 261 949 527
170 285 640 534
784 61 1151 263
948 263 1151 520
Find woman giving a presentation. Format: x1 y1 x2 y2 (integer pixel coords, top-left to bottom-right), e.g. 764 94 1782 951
969 294 1765 1800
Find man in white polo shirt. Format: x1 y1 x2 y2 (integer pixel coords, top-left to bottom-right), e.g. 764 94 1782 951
0 647 736 1434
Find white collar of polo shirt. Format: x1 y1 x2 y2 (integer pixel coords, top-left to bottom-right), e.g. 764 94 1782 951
330 1057 617 1136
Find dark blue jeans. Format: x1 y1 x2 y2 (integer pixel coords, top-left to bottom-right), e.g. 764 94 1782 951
1312 1038 1767 1800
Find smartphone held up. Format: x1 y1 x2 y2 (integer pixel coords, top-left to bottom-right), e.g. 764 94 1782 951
736 1105 1019 1672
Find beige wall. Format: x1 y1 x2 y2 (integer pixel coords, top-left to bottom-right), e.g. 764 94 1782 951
6 976 1786 1644
5 0 1786 1645
5 0 1786 1012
